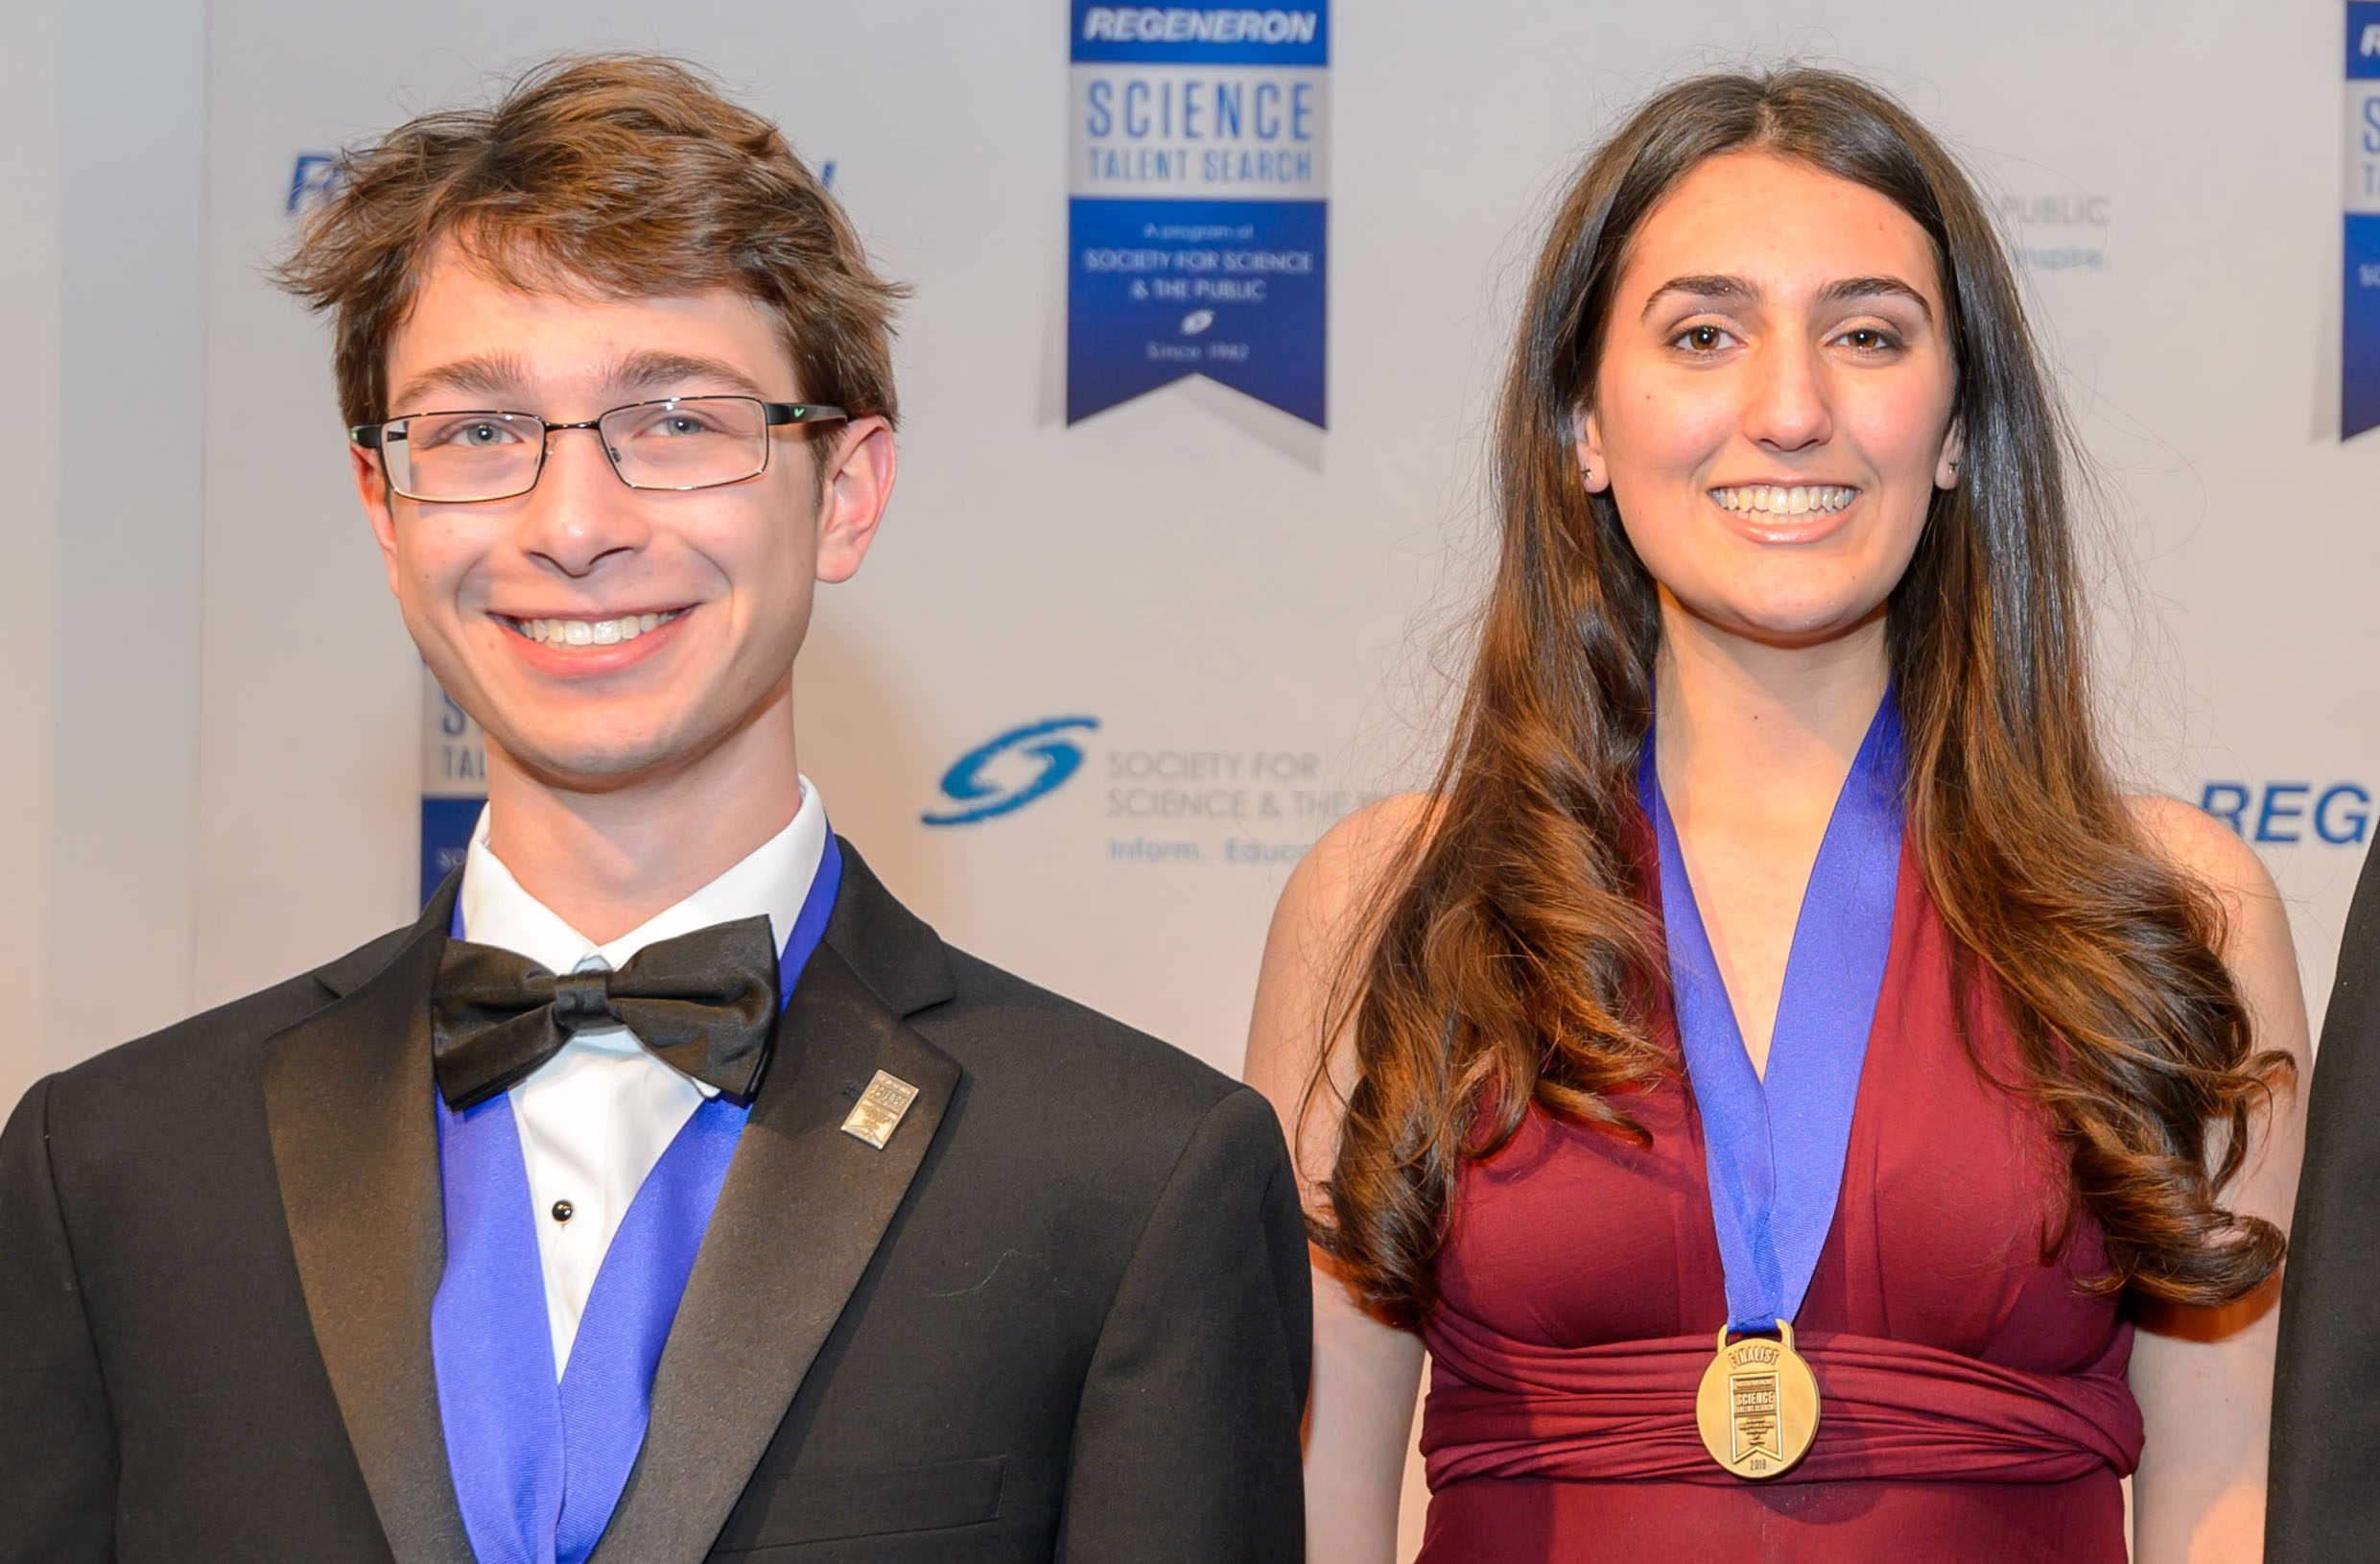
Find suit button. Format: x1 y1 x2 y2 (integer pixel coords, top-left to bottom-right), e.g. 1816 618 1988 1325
551 1199 575 1223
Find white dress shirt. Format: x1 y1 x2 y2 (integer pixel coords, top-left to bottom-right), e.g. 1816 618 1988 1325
456 779 827 1376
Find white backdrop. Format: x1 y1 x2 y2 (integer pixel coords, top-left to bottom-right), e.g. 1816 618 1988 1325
0 1 2350 1554
190 0 2372 1078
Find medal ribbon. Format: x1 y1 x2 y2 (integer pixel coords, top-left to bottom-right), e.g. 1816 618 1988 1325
1639 700 1903 1337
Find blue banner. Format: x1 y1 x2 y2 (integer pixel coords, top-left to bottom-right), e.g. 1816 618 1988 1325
1068 2 1329 427
422 668 486 903
2346 3 2380 437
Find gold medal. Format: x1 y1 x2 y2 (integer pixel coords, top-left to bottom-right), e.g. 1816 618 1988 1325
1694 1321 1820 1480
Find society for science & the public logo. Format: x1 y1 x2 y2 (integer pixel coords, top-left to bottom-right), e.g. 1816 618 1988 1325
922 716 1103 826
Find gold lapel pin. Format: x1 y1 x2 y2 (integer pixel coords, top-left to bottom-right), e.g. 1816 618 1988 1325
840 1070 921 1149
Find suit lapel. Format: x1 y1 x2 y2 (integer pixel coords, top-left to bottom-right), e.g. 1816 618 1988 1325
263 884 474 1564
266 847 957 1564
590 847 962 1564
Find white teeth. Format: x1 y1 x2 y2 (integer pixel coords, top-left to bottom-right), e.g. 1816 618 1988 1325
508 610 682 646
1711 485 1856 517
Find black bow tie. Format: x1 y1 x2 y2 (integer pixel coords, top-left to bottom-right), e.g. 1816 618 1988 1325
431 915 784 1110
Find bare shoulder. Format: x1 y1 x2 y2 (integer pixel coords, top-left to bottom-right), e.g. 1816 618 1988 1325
2126 794 2283 921
2126 793 2309 1080
1278 792 1442 937
1242 794 1441 1166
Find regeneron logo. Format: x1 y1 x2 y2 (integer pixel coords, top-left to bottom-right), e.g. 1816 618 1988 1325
1081 8 1320 44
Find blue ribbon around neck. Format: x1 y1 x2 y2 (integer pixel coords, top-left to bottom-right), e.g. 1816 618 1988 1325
1638 702 1903 1337
431 831 843 1564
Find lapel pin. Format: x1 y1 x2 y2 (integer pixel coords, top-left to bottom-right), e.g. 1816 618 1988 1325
840 1070 921 1149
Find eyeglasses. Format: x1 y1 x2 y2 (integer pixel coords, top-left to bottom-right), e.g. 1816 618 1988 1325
348 396 849 504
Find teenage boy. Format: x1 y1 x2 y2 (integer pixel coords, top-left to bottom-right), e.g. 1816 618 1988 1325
0 56 1308 1564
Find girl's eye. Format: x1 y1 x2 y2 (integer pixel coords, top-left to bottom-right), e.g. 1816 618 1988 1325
1840 327 1900 352
1678 324 1729 351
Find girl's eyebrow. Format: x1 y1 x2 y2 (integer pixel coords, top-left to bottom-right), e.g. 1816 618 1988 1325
1638 273 1934 323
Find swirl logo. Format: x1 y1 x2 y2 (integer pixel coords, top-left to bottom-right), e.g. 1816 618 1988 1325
921 716 1101 826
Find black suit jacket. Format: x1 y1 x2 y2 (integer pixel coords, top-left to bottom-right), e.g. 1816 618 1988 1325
2271 841 2380 1562
0 841 1309 1563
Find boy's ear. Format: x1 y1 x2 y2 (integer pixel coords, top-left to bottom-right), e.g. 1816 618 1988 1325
813 417 897 584
353 443 405 599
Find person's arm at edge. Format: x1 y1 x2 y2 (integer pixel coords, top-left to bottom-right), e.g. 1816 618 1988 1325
0 1077 120 1564
2266 827 2380 1563
1242 795 1437 1564
2126 796 2310 1564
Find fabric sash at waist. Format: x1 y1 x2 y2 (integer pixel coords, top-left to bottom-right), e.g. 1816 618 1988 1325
1422 1313 2143 1490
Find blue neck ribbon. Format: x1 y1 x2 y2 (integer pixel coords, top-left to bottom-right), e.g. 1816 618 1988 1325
1639 702 1903 1336
431 832 844 1564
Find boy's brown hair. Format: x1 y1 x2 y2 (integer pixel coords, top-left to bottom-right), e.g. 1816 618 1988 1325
276 54 905 431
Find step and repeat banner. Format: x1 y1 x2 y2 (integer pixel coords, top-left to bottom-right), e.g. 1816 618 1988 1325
197 0 2375 1077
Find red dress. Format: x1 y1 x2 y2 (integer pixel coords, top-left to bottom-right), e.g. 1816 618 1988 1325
1416 843 2143 1561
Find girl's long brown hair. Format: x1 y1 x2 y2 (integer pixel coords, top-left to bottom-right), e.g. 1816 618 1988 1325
1312 69 2292 1328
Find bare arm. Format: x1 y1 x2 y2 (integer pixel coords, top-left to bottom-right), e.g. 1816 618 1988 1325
1243 796 1435 1564
2125 797 2311 1564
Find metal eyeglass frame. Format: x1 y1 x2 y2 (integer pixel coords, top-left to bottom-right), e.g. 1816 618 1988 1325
347 396 850 503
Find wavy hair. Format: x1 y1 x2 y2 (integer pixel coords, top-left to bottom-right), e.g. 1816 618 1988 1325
1311 68 2291 1327
274 54 906 431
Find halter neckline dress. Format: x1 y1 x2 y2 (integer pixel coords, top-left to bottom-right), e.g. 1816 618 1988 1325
1414 836 2141 1562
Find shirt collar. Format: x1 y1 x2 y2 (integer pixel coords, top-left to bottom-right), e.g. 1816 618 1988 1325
457 777 829 975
